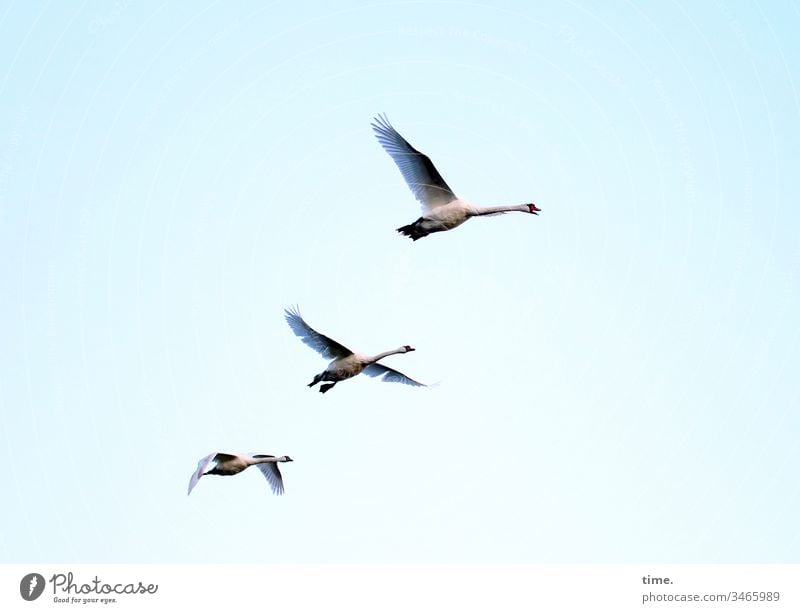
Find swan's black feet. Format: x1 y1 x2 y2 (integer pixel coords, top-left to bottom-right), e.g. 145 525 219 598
396 217 429 241
319 383 336 394
308 374 323 388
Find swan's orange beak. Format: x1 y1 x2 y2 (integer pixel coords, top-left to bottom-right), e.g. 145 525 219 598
528 203 541 215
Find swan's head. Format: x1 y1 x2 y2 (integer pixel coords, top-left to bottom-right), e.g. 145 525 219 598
527 203 541 215
282 456 294 462
402 345 415 353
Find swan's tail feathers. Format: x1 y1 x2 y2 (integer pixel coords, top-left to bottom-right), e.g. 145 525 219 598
396 218 427 241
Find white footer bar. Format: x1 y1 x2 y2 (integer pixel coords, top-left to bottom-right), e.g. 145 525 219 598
1 564 798 612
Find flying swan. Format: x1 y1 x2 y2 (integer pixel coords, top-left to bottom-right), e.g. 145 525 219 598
372 114 541 240
187 452 293 495
285 306 426 393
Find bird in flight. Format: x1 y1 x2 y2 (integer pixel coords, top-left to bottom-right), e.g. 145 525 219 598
372 114 541 240
284 306 426 393
187 452 293 495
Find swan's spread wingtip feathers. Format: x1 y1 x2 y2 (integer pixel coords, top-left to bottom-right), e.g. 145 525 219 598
256 462 286 496
370 112 393 132
285 306 354 360
284 304 302 323
371 115 457 211
362 362 428 388
187 452 218 495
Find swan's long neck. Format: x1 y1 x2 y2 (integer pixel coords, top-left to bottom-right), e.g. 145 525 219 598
472 204 531 216
367 348 406 364
249 455 277 465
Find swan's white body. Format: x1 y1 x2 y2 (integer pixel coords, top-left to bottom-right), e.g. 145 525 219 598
324 352 370 380
408 198 475 234
284 307 426 393
371 114 541 240
402 197 534 236
187 452 293 495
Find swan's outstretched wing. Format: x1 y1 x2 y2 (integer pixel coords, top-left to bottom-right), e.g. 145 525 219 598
285 307 353 359
188 453 217 495
362 363 427 387
255 462 285 495
371 114 457 211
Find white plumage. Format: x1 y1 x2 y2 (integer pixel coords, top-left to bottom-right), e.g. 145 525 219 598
187 452 293 496
285 306 426 393
372 114 541 240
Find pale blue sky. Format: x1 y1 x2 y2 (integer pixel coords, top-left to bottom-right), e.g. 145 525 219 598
1 1 799 563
